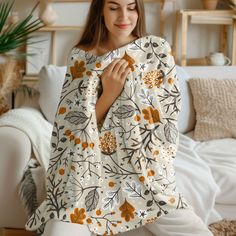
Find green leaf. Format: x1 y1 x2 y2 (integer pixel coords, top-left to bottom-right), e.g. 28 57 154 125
0 1 44 55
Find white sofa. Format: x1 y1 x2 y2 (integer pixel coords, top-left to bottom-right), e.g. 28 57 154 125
0 65 236 235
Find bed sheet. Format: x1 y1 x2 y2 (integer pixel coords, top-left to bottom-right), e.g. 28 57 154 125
178 133 236 223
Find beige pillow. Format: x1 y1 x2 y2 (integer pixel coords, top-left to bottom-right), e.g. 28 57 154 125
188 78 236 141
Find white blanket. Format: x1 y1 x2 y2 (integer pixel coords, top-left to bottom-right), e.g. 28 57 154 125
193 137 236 206
0 107 52 172
175 134 222 225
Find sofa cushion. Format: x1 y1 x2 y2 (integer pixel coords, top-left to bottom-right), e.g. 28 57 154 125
188 78 236 141
176 66 196 134
38 65 67 124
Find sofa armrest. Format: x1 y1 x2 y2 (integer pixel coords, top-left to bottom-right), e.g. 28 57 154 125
0 127 32 228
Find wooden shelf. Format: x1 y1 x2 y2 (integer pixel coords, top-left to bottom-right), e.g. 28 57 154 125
39 25 83 31
175 9 236 66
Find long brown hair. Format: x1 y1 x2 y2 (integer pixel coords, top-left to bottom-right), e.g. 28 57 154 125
77 0 146 49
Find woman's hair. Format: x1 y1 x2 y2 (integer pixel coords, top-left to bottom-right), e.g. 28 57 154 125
77 0 146 49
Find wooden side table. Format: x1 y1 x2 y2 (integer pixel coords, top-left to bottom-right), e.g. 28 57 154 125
175 9 236 66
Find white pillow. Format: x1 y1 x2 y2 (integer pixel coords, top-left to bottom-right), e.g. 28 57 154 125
38 65 67 124
176 66 196 134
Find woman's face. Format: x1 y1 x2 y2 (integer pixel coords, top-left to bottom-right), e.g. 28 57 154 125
103 0 138 40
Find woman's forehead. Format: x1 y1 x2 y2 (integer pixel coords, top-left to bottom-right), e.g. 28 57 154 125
104 0 136 5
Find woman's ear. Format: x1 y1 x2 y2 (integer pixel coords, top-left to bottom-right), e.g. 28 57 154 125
39 0 58 25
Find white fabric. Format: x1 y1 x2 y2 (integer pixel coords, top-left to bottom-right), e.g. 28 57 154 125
176 132 236 221
0 107 53 171
145 209 213 236
215 204 236 220
176 66 195 133
193 138 236 205
182 66 236 80
38 65 66 124
42 220 95 236
175 134 222 225
42 209 213 236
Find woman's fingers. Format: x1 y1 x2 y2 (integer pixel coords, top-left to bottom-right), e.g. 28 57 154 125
101 58 130 82
104 58 121 74
113 59 128 76
120 67 131 82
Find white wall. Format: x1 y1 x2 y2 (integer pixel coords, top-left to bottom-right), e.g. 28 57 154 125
4 0 230 66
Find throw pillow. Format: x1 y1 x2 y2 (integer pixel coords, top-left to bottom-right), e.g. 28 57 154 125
176 66 196 134
38 65 67 124
188 78 236 141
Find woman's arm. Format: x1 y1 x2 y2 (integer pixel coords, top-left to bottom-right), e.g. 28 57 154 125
95 58 130 123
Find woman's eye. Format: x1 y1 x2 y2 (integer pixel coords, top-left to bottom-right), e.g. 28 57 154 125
128 7 136 11
109 7 118 11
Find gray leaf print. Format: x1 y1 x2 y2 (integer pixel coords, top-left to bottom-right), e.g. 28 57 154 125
124 181 143 198
138 88 154 106
129 40 142 50
147 53 153 59
113 105 136 119
164 122 178 144
158 53 167 58
85 189 99 211
103 188 120 211
64 111 89 125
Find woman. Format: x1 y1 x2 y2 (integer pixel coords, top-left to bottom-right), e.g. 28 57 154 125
26 0 213 235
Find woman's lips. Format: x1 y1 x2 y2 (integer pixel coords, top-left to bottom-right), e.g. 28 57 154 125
115 24 130 29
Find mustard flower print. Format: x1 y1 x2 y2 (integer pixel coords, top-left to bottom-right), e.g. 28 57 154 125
99 132 117 155
70 60 86 79
142 70 164 89
70 208 86 224
142 106 160 124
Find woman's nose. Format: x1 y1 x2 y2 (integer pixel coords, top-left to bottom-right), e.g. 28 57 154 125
119 8 128 19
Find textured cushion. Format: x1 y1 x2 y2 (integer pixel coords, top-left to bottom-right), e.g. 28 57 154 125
176 66 196 133
38 65 67 124
188 78 236 141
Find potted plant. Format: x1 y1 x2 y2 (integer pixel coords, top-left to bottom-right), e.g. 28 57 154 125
0 1 44 115
220 0 236 10
202 0 219 10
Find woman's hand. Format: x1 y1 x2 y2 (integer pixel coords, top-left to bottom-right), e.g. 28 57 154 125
100 58 131 101
95 59 131 123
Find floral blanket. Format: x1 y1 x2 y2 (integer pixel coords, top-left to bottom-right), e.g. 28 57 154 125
26 35 191 235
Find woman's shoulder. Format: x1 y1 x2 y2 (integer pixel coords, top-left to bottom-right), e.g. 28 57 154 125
75 44 92 52
67 44 93 61
146 35 171 52
147 35 169 44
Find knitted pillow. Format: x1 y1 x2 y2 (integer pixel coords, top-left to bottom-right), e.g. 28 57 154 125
188 78 236 141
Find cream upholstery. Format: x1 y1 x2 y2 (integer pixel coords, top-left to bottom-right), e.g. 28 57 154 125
0 127 31 228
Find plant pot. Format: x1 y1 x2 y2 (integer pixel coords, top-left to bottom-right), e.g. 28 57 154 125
202 0 218 10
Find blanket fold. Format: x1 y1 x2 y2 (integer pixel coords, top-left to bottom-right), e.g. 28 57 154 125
0 107 53 171
26 35 191 235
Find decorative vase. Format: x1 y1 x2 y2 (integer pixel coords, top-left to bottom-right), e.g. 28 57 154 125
202 0 218 10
